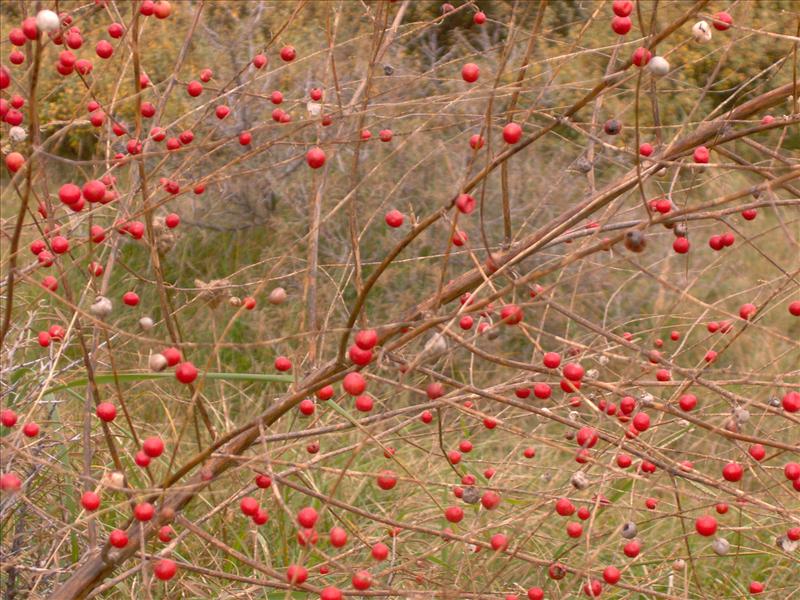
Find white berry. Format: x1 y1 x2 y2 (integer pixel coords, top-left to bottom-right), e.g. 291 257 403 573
649 56 670 77
35 10 61 33
692 21 712 43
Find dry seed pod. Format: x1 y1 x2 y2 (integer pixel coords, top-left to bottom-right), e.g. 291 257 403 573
624 230 647 253
712 537 730 555
622 521 638 539
90 296 113 319
462 486 481 504
195 278 232 307
149 353 168 372
229 296 242 307
692 20 712 43
733 406 750 423
575 156 592 173
777 535 798 553
102 471 125 489
9 126 26 142
424 332 447 355
571 471 589 490
268 287 287 305
649 56 670 77
604 119 622 135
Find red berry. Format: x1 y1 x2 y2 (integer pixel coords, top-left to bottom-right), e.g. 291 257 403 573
274 356 291 371
749 581 764 594
739 303 757 320
481 490 501 509
632 47 653 68
722 462 743 482
748 444 766 461
82 180 106 203
673 237 690 253
81 491 100 511
143 436 164 458
611 16 632 35
297 506 318 528
712 11 732 31
563 362 584 381
782 391 800 412
445 506 464 523
613 0 633 17
385 209 404 227
280 46 296 61
603 565 621 584
1 409 18 428
316 386 334 401
461 63 479 83
298 398 315 415
503 122 522 144
455 193 476 214
122 292 139 306
343 372 366 395
134 502 155 521
5 152 25 173
96 402 117 422
320 587 342 600
576 426 599 448
490 532 509 550
153 558 177 581
0 473 22 491
158 525 173 542
165 213 180 228
500 304 523 324
678 394 697 411
240 496 259 516
329 526 347 547
352 570 372 590
109 529 128 548
623 539 641 557
632 412 650 432
693 146 710 164
187 80 203 96
555 498 575 516
371 542 389 560
286 564 308 585
175 361 198 384
695 515 717 536
306 147 326 169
